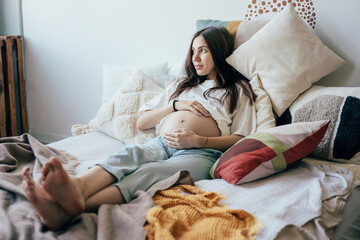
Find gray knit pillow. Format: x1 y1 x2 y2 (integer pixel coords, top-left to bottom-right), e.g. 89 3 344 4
289 86 360 164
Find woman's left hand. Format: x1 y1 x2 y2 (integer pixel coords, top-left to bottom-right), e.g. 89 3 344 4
163 128 202 149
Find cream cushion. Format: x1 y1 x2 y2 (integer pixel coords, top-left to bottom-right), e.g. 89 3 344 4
226 4 345 117
234 19 268 49
89 70 163 144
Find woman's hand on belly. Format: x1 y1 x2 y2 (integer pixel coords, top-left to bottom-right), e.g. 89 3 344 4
175 100 210 117
163 128 205 149
159 111 221 138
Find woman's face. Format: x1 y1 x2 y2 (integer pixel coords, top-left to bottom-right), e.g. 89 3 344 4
192 35 217 80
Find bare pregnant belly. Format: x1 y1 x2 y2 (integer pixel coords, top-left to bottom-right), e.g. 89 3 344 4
159 111 221 137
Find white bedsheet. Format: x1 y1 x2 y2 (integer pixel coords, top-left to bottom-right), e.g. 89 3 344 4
48 131 354 240
48 131 125 174
196 162 353 240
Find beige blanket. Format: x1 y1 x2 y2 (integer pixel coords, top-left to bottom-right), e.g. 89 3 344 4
0 134 194 240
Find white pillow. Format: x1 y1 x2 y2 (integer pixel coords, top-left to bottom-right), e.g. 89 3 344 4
168 60 186 77
90 70 164 144
102 62 168 105
250 75 276 131
226 4 345 117
154 74 184 88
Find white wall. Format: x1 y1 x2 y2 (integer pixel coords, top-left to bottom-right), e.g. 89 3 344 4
0 0 22 35
315 1 360 87
20 0 360 143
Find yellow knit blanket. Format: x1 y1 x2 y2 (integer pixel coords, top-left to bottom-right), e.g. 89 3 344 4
145 185 261 240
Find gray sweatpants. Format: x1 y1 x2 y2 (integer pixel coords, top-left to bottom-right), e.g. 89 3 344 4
97 136 223 202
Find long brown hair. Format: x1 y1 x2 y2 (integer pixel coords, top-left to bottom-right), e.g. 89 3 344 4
169 26 254 113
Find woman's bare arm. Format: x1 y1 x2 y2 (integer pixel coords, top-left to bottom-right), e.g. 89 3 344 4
136 104 174 130
202 134 243 151
164 129 243 152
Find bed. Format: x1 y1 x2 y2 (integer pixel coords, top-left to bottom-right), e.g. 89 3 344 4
1 4 360 240
45 130 359 240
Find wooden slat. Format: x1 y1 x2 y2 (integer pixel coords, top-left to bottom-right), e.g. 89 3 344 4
0 35 27 137
16 38 28 133
5 38 18 136
0 40 6 137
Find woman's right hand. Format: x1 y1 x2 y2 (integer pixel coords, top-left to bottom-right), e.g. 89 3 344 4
175 100 210 117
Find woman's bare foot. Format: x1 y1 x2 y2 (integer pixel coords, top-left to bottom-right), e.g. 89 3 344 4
41 157 85 217
22 167 71 231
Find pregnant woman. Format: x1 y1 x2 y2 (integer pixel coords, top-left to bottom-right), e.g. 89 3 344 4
21 26 256 231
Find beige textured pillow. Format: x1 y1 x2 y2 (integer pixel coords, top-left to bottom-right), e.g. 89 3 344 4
89 70 163 144
226 4 345 117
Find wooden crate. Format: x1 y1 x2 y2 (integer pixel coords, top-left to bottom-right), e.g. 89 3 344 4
0 40 6 137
